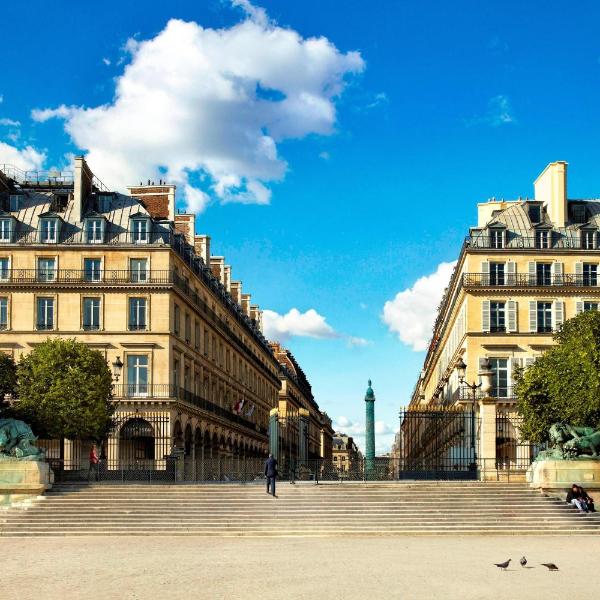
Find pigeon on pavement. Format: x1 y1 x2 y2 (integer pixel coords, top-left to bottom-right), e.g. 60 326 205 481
520 556 527 568
494 559 511 570
541 563 559 571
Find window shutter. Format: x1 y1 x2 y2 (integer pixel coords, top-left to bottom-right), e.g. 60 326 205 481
528 261 536 285
501 230 507 248
482 300 491 333
481 261 490 285
551 261 563 285
525 357 535 368
506 261 516 285
529 301 537 333
575 261 583 285
507 300 517 332
576 300 584 315
553 300 564 331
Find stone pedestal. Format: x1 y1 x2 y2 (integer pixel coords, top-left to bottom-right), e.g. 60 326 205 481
528 459 600 499
0 460 53 506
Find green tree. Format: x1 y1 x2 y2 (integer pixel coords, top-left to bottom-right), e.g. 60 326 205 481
0 353 17 409
515 310 600 443
16 338 114 440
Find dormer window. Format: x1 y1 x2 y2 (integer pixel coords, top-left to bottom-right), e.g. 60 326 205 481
50 193 68 212
528 204 542 224
0 218 14 243
490 229 505 249
9 195 22 212
581 229 596 250
536 229 551 249
40 218 59 244
130 216 150 244
97 194 112 213
572 204 587 224
85 218 104 244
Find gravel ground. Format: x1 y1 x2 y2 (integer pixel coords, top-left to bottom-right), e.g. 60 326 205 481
12 535 597 599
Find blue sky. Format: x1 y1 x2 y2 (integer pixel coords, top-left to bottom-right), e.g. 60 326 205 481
2 0 600 451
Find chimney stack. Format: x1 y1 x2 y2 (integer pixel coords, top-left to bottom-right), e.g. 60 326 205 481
231 281 242 305
194 235 210 265
174 213 196 245
127 182 176 221
534 161 568 228
73 156 94 223
210 256 225 284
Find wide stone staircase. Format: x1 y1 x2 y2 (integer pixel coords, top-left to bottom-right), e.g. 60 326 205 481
2 481 600 536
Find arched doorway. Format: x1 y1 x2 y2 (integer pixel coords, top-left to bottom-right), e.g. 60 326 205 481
119 417 155 466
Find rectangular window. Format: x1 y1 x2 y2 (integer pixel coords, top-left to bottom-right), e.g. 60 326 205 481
0 258 9 281
86 219 103 244
528 204 541 223
536 263 552 286
0 297 7 330
536 230 550 249
82 297 101 330
204 328 209 355
128 297 147 330
37 258 56 282
537 301 552 333
584 302 600 312
185 313 191 343
9 195 21 212
583 263 598 287
194 321 200 350
490 302 506 332
36 297 54 330
40 219 58 243
126 355 148 396
132 220 148 244
97 195 112 212
582 231 596 250
174 304 180 335
83 258 102 282
490 230 504 249
0 220 12 243
490 262 505 285
130 258 148 282
489 358 509 398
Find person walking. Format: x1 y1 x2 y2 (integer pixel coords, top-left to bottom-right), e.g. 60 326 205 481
88 443 99 482
264 453 278 497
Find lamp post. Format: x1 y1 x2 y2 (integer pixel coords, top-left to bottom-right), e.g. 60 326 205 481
455 357 493 470
111 356 123 384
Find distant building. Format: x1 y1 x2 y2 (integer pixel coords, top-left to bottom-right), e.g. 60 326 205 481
332 432 361 473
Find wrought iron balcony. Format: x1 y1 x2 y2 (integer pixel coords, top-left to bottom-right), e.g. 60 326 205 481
112 384 268 436
463 272 600 287
466 235 598 251
458 386 515 401
0 269 172 285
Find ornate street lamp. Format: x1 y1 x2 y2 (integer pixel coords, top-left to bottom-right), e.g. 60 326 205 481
455 357 493 468
111 356 123 383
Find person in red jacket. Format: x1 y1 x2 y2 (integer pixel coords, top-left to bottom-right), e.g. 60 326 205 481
88 443 99 482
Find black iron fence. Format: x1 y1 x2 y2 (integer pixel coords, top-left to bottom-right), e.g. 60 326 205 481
467 234 599 251
463 272 600 287
0 269 172 285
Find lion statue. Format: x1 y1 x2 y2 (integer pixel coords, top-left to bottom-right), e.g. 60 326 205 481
0 419 44 460
545 422 600 459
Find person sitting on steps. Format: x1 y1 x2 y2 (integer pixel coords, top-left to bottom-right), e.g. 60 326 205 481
578 485 595 512
566 483 589 513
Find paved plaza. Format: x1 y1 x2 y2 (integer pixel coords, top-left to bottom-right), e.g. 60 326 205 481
11 535 598 599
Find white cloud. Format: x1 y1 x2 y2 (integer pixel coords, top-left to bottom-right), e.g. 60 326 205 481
102 57 111 66
365 91 388 110
466 94 515 127
0 142 46 171
0 95 3 104
31 3 364 211
382 261 457 352
0 118 20 127
319 151 330 161
347 336 370 348
263 308 338 343
332 417 396 453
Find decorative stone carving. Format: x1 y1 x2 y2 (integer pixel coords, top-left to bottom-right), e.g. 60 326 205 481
0 419 44 461
538 423 600 460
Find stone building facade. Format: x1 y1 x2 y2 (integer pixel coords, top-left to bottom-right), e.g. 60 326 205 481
406 161 600 478
332 432 361 472
0 157 308 471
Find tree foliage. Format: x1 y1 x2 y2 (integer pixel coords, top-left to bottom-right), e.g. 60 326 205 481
0 353 17 409
516 311 600 443
15 339 114 440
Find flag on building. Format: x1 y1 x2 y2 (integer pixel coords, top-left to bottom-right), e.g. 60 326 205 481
245 403 255 418
233 399 245 415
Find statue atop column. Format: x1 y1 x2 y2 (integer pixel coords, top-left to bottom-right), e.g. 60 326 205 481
365 379 376 478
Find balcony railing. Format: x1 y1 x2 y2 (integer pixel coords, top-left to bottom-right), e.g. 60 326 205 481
0 269 172 285
467 235 599 251
458 386 515 401
463 273 600 287
112 384 268 436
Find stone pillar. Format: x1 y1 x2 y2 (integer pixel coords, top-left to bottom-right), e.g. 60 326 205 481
479 397 497 481
364 380 376 478
269 408 279 462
